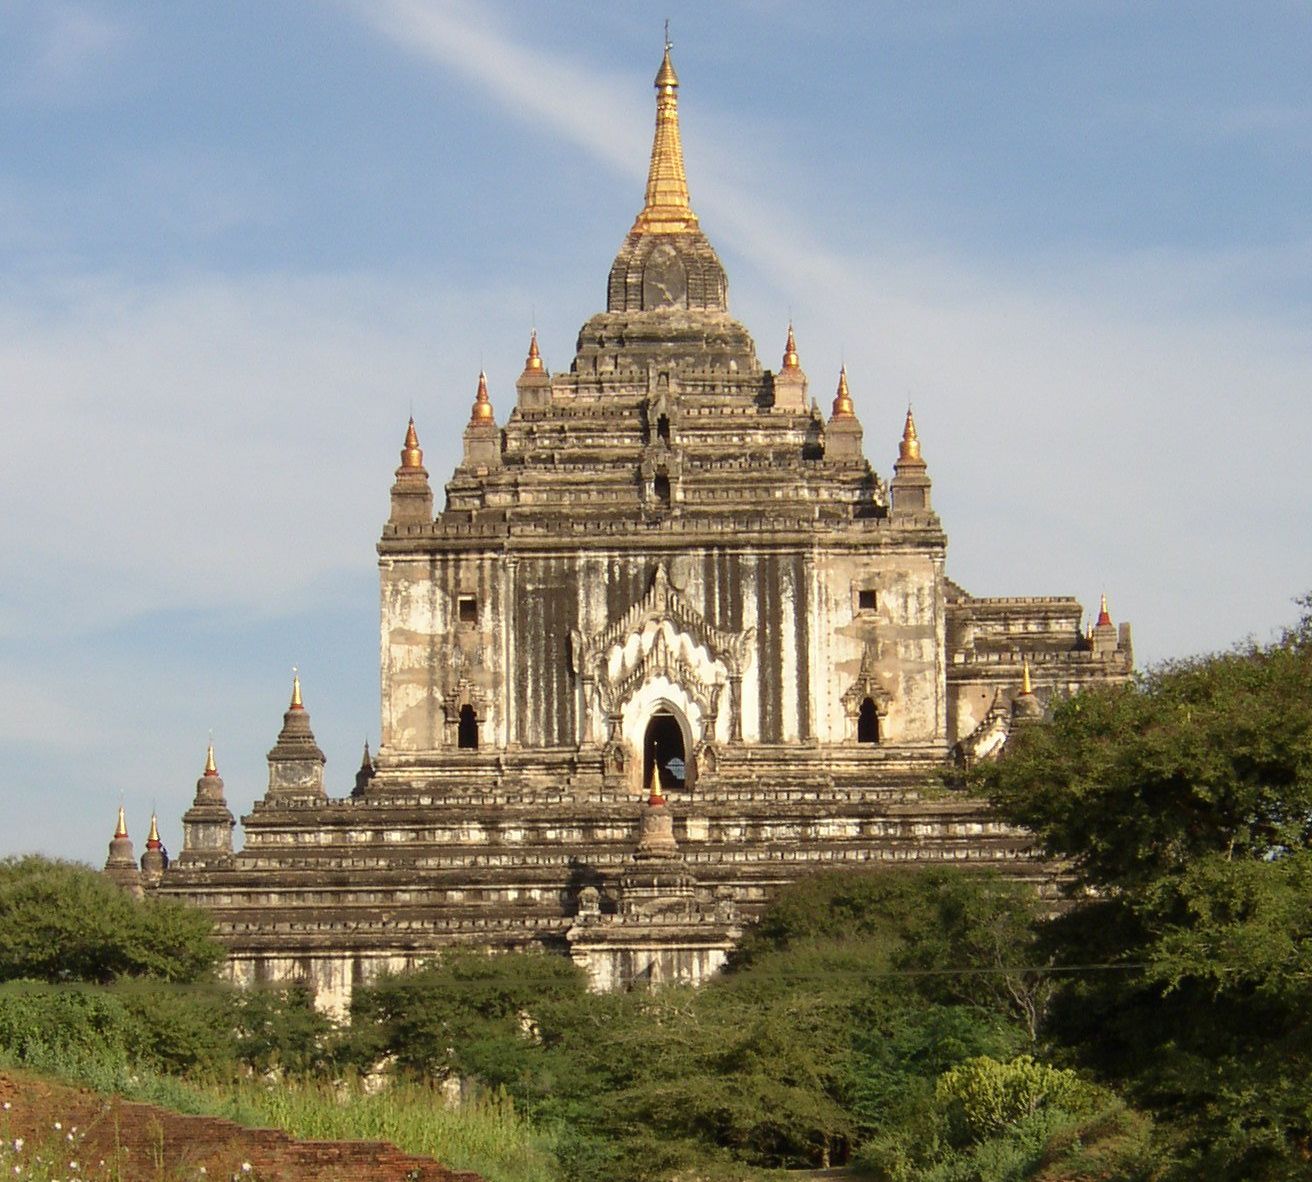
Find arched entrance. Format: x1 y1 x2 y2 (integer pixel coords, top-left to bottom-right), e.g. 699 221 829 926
644 708 687 791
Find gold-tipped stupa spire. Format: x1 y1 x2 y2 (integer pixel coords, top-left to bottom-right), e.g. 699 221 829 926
524 330 543 373
647 759 665 805
831 366 855 419
899 406 922 462
290 669 303 711
114 805 128 839
632 38 698 235
204 743 217 776
147 813 162 850
400 418 424 469
782 323 800 371
1021 659 1033 695
470 371 495 424
1097 593 1112 627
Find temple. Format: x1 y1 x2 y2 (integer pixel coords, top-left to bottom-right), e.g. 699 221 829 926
121 46 1132 1011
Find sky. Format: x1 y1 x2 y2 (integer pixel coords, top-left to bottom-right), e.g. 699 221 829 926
1 1 1308 866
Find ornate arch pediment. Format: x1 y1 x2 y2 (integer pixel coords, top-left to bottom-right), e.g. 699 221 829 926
570 563 753 747
840 642 893 719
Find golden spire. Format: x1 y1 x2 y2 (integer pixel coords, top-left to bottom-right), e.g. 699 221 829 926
290 670 303 711
400 417 424 469
647 759 665 805
782 323 800 371
469 370 495 424
114 805 128 839
204 743 217 776
631 42 698 235
523 330 544 373
1021 659 1033 695
899 406 922 462
147 813 162 849
1097 593 1112 627
831 366 855 419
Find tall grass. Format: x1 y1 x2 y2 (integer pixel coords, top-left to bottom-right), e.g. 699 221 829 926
1 1044 562 1182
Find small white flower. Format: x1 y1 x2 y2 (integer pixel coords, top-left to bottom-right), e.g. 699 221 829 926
242 1164 253 1174
12 1139 22 1151
52 1123 60 1131
0 1102 9 1111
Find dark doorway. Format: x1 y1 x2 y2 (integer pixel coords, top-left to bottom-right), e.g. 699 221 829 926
653 473 671 508
458 704 479 749
644 711 686 790
656 414 670 444
857 697 879 744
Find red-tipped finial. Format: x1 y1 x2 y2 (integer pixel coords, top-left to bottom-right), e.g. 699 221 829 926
781 323 800 371
470 370 495 424
1097 593 1112 627
524 330 543 373
146 813 163 851
400 417 424 469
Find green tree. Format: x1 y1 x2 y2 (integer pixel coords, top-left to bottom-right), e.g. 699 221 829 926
0 856 224 984
972 600 1312 1180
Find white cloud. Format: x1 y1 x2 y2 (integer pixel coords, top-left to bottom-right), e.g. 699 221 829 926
6 3 132 105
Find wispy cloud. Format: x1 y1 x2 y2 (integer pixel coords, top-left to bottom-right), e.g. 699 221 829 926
5 3 132 105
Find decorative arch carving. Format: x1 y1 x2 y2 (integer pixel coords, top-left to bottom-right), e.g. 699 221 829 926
840 643 892 743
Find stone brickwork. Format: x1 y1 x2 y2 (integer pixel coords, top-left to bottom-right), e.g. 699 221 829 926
143 47 1133 1012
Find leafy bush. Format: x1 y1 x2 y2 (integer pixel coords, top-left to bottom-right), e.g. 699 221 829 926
0 856 223 984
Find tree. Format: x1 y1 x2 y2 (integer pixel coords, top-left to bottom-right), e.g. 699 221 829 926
0 856 224 984
972 600 1312 1180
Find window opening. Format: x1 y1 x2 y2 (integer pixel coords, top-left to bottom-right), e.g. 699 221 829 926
858 589 877 612
656 414 670 444
857 697 880 744
644 712 686 790
458 596 477 625
458 704 479 749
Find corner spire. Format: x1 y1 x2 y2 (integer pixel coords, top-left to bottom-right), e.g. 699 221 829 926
469 370 495 425
204 743 218 777
782 323 800 371
831 366 855 419
900 406 921 461
400 418 424 469
290 670 303 711
631 42 698 235
115 805 128 839
523 330 544 374
146 813 162 850
1097 593 1112 627
1021 659 1033 695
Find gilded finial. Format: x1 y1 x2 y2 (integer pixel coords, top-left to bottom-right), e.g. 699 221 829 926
114 805 128 839
899 406 922 462
204 743 217 776
1097 593 1112 627
147 813 162 849
290 668 303 710
524 330 544 373
1021 659 1033 695
470 370 495 424
400 417 424 469
831 366 855 419
647 759 665 805
782 323 800 371
632 41 698 234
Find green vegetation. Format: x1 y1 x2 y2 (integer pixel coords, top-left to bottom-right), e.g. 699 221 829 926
3 599 1310 1181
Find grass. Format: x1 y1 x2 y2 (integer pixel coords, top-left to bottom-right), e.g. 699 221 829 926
1 1044 562 1182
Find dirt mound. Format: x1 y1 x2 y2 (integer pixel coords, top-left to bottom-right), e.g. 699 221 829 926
0 1071 484 1182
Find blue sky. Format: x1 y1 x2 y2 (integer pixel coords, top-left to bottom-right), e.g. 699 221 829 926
1 1 1309 865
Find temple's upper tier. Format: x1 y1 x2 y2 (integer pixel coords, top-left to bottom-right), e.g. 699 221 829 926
604 46 729 318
